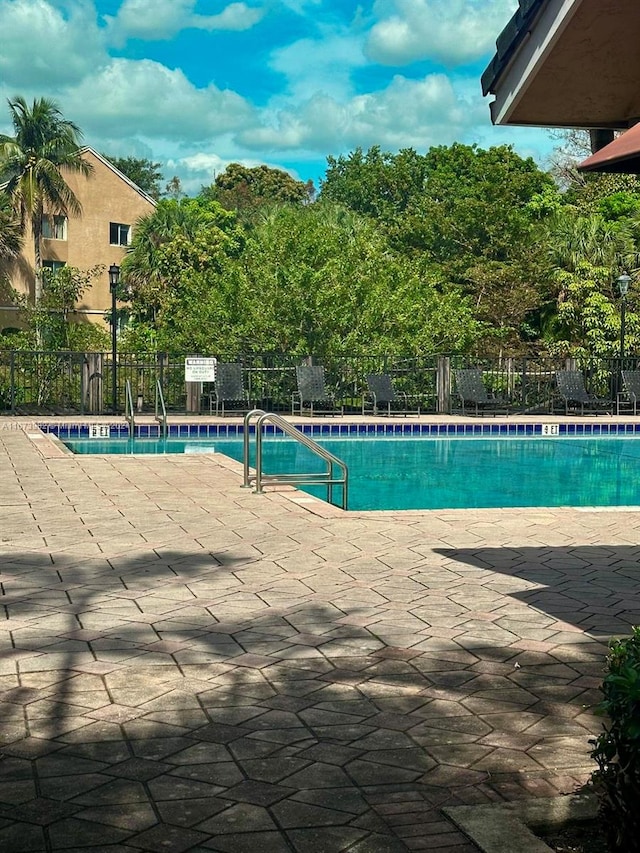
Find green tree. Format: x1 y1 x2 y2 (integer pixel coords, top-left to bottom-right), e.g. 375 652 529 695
547 262 640 357
319 144 556 352
121 197 242 309
7 264 109 351
320 146 428 220
0 96 91 306
540 210 640 355
547 211 638 274
119 201 481 356
216 203 480 356
202 163 314 221
0 191 23 317
0 190 22 261
399 144 555 352
119 197 245 350
400 143 553 263
102 155 164 200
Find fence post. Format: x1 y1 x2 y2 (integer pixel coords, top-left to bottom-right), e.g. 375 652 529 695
437 356 451 414
185 354 202 414
84 353 103 414
185 382 201 413
10 350 15 414
506 356 514 403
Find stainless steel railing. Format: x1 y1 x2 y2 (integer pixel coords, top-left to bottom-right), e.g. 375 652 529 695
125 379 135 435
243 409 348 509
155 379 168 437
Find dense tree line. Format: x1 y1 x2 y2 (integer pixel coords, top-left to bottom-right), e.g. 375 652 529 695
2 96 640 358
117 140 640 359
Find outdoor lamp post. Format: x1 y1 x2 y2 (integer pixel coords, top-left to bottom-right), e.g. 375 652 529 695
618 272 631 360
109 264 120 413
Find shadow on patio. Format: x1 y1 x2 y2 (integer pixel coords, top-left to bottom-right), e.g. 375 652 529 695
0 539 621 852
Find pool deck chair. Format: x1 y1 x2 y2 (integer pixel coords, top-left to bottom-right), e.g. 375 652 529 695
362 374 420 416
454 368 508 416
617 369 640 415
555 369 609 415
292 365 343 417
209 362 249 416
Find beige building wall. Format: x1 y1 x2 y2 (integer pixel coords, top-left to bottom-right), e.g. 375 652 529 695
1 148 155 331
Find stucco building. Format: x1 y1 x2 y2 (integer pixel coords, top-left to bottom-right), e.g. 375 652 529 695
1 148 155 332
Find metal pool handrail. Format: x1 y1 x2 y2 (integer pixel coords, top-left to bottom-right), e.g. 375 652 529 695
125 380 135 435
242 409 348 510
155 379 167 437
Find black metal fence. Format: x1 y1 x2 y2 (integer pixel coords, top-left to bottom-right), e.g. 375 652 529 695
0 349 636 416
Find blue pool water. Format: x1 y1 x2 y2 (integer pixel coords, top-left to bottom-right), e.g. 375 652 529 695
63 435 640 511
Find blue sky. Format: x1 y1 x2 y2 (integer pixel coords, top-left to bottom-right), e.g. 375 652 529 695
0 0 557 194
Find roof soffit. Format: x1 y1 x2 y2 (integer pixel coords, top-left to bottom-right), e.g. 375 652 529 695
484 0 640 129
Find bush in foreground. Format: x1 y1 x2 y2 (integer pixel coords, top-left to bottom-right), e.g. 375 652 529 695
590 625 640 852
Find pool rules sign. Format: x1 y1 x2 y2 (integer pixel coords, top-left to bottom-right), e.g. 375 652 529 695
185 357 217 413
185 357 217 383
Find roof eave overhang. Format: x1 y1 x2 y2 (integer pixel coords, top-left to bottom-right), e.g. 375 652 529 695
486 0 581 127
578 125 640 173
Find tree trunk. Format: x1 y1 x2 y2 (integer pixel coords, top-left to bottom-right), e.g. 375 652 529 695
33 212 43 305
32 209 43 348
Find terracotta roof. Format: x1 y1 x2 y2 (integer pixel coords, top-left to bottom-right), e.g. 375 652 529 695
578 125 640 173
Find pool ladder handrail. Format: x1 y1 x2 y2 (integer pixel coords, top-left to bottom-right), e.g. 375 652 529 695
155 379 168 438
125 380 135 435
243 409 348 510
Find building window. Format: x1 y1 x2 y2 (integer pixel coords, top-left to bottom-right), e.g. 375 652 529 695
42 215 67 240
42 260 66 274
110 222 131 246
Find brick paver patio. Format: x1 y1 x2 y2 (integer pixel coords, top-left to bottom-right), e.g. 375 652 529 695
1 422 638 852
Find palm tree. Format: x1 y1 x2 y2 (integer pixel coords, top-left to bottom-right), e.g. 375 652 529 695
0 191 22 261
548 210 637 273
0 96 91 305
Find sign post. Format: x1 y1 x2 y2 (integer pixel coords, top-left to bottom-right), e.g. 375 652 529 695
184 357 217 414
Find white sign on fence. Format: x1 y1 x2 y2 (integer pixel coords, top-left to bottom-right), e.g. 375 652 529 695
185 357 217 383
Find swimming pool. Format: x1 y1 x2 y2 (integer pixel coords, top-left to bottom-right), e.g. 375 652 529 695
62 434 640 512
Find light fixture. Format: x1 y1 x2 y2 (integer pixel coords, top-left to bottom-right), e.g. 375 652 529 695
618 272 631 298
108 264 120 413
109 263 121 292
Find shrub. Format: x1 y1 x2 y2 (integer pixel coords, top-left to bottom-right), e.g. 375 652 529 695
590 626 640 852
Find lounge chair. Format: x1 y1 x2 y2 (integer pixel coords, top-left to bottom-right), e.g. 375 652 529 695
617 369 640 415
292 365 343 417
209 362 249 416
555 369 609 415
454 368 508 416
361 374 420 416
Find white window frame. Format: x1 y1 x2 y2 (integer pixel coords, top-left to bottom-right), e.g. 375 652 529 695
110 222 131 246
42 260 66 274
42 214 67 240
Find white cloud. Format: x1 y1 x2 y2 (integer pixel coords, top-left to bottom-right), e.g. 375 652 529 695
366 0 516 67
0 0 554 190
0 0 105 87
240 72 483 153
277 0 321 13
202 2 265 31
105 0 265 43
64 58 256 141
268 32 368 101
